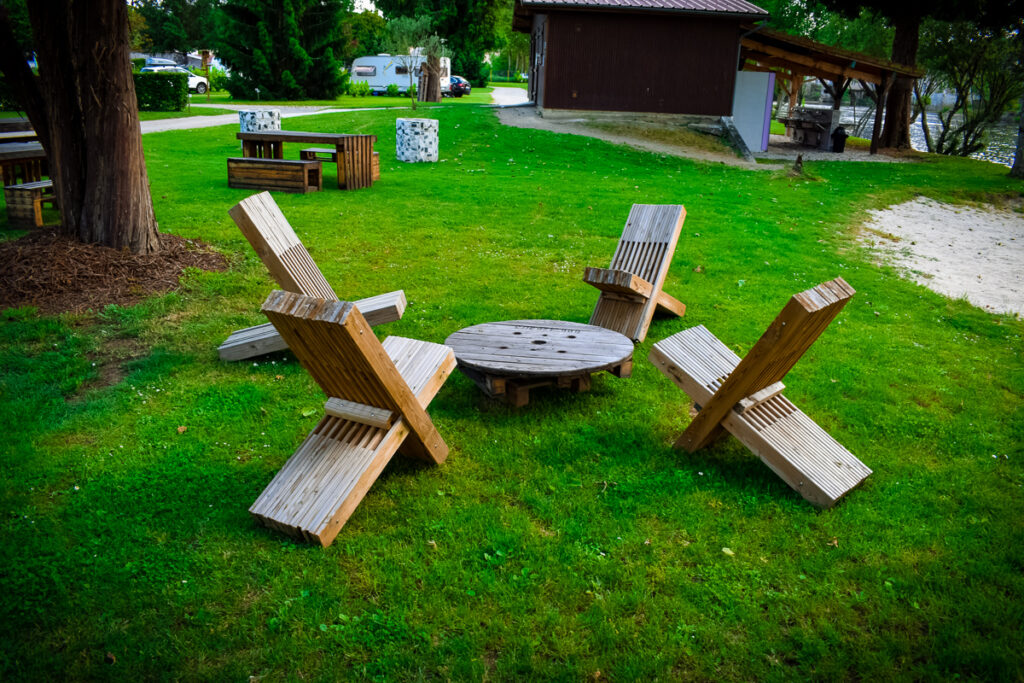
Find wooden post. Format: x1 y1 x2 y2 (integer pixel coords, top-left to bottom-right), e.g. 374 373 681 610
870 72 891 156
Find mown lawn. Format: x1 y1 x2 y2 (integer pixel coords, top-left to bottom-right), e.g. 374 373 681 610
1 104 1022 681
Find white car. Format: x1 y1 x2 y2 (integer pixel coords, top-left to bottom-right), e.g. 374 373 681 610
140 65 208 94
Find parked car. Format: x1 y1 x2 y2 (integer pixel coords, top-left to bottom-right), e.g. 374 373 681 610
449 75 471 97
140 65 209 94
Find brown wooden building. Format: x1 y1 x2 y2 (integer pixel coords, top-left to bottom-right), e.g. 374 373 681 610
513 0 768 116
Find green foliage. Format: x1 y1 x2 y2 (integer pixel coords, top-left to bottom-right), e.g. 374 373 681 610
374 0 504 87
386 82 400 97
217 0 348 100
134 0 220 56
350 79 370 96
131 58 147 72
338 10 387 62
206 65 230 92
133 71 188 111
918 20 1024 156
1 105 1022 680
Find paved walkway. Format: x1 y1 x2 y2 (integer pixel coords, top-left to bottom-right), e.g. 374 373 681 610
141 88 532 134
140 104 409 134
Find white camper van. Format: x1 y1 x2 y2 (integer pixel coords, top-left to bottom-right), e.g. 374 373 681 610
350 53 451 95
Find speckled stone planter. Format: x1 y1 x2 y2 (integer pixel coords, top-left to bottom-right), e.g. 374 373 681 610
396 118 439 163
238 110 281 133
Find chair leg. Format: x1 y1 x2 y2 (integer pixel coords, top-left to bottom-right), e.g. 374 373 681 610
655 290 686 317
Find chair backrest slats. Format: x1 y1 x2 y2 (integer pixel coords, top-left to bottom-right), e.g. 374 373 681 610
229 192 337 301
261 291 416 413
608 205 683 282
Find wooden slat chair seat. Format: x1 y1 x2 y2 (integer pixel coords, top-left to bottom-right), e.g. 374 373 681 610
649 278 871 508
586 204 687 343
251 290 456 546
4 179 55 227
219 191 405 360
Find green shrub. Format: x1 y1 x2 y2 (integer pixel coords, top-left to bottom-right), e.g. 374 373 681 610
133 71 188 111
207 65 230 93
409 82 417 98
131 58 146 72
351 80 370 97
386 83 400 97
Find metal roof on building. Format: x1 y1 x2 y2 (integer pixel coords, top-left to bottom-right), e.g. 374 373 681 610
518 0 768 17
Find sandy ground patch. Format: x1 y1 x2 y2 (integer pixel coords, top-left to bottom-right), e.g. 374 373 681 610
860 198 1024 316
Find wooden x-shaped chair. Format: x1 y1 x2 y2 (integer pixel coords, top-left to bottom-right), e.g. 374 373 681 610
649 278 871 507
218 191 406 361
585 204 687 343
251 290 456 546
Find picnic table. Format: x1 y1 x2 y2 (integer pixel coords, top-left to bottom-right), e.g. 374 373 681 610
444 319 634 406
236 130 377 190
0 131 38 143
0 142 46 186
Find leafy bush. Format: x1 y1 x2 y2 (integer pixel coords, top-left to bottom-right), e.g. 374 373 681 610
386 83 400 97
206 65 230 93
409 83 417 98
131 58 146 72
351 80 370 97
133 71 188 111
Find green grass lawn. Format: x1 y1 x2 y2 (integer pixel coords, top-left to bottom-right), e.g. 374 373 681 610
1 104 1022 681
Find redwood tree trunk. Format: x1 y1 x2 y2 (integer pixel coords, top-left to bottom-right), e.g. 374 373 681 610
423 55 442 103
1 0 160 254
880 15 920 150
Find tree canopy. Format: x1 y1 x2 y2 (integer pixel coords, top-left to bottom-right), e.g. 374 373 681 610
372 0 506 85
133 0 220 59
216 0 349 100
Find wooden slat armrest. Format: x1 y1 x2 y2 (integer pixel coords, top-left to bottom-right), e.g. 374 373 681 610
583 267 654 298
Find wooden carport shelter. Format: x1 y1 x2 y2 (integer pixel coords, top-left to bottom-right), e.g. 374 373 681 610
739 25 924 154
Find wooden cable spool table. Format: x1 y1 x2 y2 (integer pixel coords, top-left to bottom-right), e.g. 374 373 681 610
444 320 634 406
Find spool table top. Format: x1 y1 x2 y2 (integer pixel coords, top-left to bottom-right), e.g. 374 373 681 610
444 319 633 379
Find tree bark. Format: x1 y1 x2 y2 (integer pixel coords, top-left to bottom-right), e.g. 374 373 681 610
0 0 160 254
1011 93 1024 178
421 54 442 103
880 15 921 150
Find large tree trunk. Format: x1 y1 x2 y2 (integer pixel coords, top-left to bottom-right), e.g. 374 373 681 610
0 0 160 254
1011 94 1024 178
880 15 920 150
417 54 442 103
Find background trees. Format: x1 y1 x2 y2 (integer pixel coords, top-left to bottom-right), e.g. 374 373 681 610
917 21 1024 157
0 0 160 254
216 0 349 99
134 0 220 62
373 0 505 86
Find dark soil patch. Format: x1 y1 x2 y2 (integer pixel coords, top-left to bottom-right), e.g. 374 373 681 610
68 337 150 401
0 230 227 315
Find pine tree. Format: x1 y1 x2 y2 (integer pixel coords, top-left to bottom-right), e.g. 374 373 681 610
217 0 348 100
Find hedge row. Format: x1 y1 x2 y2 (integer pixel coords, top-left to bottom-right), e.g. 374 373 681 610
134 72 188 112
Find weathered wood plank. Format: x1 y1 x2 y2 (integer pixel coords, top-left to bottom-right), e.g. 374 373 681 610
249 290 456 546
587 204 686 342
648 279 870 508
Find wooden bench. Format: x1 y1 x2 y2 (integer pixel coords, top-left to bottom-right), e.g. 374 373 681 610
649 278 871 508
218 192 405 361
227 157 322 193
4 179 55 227
251 290 456 546
585 204 687 343
300 148 380 182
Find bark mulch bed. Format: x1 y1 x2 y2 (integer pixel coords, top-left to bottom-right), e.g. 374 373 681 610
0 230 228 316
